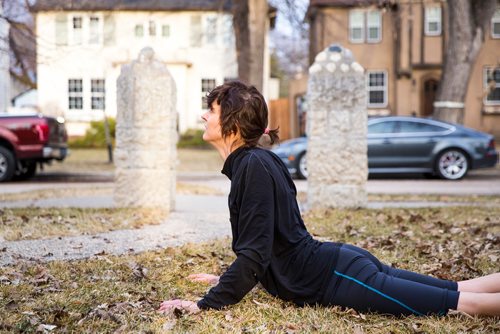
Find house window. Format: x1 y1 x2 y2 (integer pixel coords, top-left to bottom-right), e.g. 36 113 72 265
149 21 156 36
366 11 381 42
425 6 442 36
201 79 216 109
206 17 217 44
367 71 387 107
72 16 82 44
222 15 234 47
349 11 364 43
484 67 500 104
349 10 381 43
491 8 500 38
68 79 83 110
91 79 106 110
190 15 202 47
162 24 170 37
135 24 144 37
89 17 100 44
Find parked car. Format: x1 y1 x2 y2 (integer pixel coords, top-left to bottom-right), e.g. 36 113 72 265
272 116 499 180
0 112 68 182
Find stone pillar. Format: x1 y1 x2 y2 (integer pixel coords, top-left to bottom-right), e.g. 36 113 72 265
114 47 177 210
306 44 367 209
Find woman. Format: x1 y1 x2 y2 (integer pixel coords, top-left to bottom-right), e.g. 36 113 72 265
159 81 500 316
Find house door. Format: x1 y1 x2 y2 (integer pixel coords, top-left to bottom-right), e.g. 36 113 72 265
422 79 439 117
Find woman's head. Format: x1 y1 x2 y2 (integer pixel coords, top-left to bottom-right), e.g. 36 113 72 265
205 81 279 148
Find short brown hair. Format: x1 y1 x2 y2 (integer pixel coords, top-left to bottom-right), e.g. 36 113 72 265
206 81 279 147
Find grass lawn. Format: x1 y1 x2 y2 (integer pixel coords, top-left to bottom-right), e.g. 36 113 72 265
0 182 222 205
0 207 167 241
1 206 499 333
41 148 222 174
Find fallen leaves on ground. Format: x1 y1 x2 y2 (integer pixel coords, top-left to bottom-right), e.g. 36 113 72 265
1 206 499 333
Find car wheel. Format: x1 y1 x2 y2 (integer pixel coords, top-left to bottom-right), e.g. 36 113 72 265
0 147 16 182
435 149 469 180
14 161 37 180
296 152 308 179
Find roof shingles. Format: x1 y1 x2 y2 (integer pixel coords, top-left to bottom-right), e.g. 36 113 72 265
31 0 232 12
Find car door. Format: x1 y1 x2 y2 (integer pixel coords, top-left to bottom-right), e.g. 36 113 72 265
367 120 400 167
389 120 450 167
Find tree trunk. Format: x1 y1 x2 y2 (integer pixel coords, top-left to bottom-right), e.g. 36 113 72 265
232 0 267 91
434 0 496 124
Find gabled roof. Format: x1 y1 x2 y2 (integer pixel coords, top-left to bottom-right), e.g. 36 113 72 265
31 0 233 12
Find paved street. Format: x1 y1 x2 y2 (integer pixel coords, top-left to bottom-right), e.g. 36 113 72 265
1 167 499 196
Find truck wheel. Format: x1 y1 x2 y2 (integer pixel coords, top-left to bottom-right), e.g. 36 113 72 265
0 147 16 182
14 161 37 180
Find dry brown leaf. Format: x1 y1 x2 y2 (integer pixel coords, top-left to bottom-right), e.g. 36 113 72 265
252 299 270 308
353 325 365 334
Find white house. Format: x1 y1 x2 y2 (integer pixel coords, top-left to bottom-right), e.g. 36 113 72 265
0 2 10 113
32 0 273 136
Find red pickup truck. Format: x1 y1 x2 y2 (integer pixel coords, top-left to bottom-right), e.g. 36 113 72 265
0 113 68 182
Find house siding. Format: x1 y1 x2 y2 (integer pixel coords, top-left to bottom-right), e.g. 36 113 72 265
303 0 500 138
36 10 238 136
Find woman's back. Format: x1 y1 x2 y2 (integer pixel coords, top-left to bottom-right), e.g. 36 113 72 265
223 146 341 305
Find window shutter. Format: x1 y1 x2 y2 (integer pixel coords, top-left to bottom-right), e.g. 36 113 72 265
104 14 116 46
190 15 202 47
55 14 68 46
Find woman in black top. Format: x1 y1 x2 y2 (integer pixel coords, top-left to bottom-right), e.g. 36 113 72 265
159 81 500 316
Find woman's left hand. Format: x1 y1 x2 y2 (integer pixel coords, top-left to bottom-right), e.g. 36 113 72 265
158 299 200 315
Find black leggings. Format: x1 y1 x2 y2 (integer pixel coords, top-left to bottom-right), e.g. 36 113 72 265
321 244 460 316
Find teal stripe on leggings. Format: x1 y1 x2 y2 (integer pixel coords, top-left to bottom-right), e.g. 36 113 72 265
333 270 425 316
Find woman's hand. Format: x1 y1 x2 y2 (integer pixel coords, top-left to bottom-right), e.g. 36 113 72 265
188 273 220 285
158 299 200 314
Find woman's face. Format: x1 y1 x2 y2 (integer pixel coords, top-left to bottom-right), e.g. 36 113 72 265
201 101 223 144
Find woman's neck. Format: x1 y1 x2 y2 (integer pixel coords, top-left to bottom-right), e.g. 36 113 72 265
213 137 243 161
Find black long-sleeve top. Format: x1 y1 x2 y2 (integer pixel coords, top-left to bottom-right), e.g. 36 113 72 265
197 146 341 310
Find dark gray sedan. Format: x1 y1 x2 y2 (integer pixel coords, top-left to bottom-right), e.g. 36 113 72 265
271 116 499 180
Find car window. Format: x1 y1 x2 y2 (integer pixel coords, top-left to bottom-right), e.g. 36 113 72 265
398 121 446 133
368 121 397 134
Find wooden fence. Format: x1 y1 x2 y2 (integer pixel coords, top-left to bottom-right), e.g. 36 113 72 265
269 98 291 141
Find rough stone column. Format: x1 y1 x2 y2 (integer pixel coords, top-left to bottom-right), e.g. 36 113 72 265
114 47 177 210
307 44 367 209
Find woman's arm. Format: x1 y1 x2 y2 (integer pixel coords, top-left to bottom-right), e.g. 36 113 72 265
197 155 275 310
188 273 220 285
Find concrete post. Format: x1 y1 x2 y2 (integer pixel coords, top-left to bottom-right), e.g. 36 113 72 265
306 44 368 209
114 47 177 210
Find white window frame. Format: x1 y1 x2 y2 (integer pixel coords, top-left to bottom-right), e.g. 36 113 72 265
349 10 365 43
68 79 83 110
148 20 156 36
201 78 216 109
88 15 103 45
491 8 500 39
484 67 500 105
70 15 83 45
91 79 106 110
349 10 382 43
366 70 388 108
205 16 218 45
134 24 144 38
366 11 382 43
222 14 235 48
161 24 170 38
424 6 442 36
